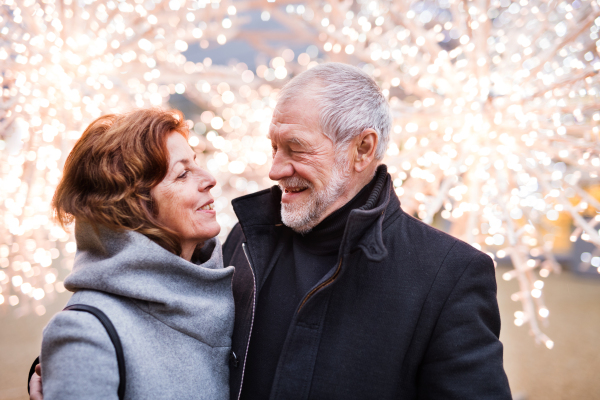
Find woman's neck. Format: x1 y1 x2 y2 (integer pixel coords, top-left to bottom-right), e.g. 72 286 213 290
180 242 197 262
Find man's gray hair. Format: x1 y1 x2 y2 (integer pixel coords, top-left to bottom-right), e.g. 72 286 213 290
278 62 392 160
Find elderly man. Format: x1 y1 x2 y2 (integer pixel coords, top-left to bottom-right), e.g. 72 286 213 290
225 63 511 399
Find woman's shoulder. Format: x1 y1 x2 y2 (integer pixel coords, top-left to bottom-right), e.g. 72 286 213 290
43 303 112 347
67 288 133 308
43 290 122 344
41 292 121 399
43 290 134 342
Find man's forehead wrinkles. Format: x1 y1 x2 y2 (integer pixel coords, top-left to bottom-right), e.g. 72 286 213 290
273 106 298 117
268 122 280 141
275 122 308 134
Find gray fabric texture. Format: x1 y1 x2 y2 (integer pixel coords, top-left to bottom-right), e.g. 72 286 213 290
40 222 235 400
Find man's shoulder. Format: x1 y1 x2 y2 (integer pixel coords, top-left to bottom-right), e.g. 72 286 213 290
388 209 486 261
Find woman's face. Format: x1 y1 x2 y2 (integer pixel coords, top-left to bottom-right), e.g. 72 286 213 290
151 132 220 257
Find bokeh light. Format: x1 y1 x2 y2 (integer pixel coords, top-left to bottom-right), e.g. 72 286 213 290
2 0 600 348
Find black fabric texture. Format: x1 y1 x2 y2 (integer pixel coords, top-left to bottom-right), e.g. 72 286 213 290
240 238 295 400
240 174 376 400
223 164 512 400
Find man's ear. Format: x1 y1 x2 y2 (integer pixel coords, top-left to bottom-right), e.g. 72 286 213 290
353 129 378 173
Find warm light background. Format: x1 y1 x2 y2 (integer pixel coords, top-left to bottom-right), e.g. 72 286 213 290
2 0 600 399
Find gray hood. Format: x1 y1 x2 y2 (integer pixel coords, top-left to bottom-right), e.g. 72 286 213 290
64 222 234 344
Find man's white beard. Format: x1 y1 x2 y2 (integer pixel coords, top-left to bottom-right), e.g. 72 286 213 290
279 157 352 234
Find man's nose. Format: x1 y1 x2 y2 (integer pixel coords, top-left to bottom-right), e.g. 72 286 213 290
269 152 294 181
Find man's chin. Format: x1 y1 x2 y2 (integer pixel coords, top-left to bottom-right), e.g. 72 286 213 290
281 219 316 235
281 203 317 234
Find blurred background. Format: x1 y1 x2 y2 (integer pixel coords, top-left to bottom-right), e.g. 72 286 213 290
1 0 600 399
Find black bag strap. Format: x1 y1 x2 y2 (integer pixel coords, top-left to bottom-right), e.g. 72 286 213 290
27 356 40 394
27 304 126 399
63 304 126 400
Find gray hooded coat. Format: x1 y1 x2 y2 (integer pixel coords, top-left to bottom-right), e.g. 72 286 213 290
40 223 235 400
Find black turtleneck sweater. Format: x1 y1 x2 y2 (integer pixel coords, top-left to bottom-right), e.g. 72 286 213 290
241 175 377 400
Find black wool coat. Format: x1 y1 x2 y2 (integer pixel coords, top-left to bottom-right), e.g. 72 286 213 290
223 166 511 400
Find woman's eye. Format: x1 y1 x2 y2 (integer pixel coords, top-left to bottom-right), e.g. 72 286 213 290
177 170 189 179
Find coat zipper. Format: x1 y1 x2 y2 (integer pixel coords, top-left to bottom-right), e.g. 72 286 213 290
238 243 257 400
297 257 343 313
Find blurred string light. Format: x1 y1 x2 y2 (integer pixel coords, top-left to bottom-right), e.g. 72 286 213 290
251 0 600 349
1 0 600 348
0 0 241 317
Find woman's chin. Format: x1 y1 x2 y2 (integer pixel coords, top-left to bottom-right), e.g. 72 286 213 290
193 221 221 243
208 224 221 239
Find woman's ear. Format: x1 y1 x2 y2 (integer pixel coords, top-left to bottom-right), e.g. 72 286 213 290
354 129 378 173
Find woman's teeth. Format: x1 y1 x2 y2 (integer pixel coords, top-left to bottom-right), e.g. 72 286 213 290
199 203 214 211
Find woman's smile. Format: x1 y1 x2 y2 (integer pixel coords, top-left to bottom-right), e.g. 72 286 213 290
197 200 215 212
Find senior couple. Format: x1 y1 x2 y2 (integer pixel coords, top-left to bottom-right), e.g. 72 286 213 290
29 63 511 399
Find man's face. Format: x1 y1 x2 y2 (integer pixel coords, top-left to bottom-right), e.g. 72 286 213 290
269 96 352 233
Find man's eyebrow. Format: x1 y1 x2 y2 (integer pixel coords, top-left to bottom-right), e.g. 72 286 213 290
266 133 305 146
286 137 307 147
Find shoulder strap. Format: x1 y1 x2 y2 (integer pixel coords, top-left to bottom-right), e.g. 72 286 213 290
64 304 126 400
27 356 40 395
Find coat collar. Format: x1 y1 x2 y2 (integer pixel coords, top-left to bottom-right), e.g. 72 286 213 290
232 165 400 263
342 165 398 261
65 222 234 344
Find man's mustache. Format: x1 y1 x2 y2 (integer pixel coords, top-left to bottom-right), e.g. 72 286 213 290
278 176 313 191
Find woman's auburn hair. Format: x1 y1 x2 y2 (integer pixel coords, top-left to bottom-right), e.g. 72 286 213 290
53 108 188 255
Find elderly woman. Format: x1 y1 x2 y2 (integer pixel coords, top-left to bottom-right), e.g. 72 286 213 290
35 109 233 399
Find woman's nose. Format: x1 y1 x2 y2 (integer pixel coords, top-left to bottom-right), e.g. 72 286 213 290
198 169 217 192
